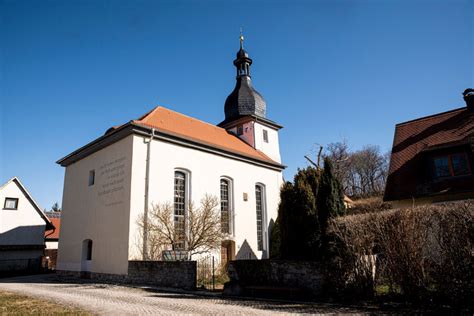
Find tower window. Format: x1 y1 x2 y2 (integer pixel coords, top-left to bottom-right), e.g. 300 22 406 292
263 130 268 143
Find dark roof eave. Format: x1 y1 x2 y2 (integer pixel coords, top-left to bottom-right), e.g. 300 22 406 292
384 187 474 202
56 122 134 166
218 115 283 130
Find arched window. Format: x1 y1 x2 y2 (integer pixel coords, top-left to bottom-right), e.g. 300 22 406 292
174 171 187 250
220 179 231 234
255 184 266 251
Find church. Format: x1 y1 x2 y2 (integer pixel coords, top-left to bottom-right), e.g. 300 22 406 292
56 37 285 276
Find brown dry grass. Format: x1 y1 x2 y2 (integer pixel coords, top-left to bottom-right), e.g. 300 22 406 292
0 291 91 315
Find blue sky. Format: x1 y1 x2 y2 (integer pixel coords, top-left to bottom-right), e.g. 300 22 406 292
1 0 473 209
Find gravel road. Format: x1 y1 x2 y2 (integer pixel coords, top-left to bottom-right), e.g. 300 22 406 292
0 274 389 315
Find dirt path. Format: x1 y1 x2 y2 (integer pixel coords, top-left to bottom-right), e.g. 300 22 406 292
0 274 387 315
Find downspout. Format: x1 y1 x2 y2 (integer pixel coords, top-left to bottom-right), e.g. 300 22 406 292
143 128 155 260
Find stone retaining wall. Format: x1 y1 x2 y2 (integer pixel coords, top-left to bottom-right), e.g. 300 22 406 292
224 260 324 298
128 260 196 290
57 260 197 290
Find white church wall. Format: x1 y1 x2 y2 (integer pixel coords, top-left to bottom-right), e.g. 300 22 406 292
57 135 134 275
128 134 283 261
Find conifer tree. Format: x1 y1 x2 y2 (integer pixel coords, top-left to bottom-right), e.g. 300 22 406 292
317 157 346 255
278 167 321 260
276 162 345 260
269 217 281 259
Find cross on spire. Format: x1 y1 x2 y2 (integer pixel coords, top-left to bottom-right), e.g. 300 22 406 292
239 27 244 49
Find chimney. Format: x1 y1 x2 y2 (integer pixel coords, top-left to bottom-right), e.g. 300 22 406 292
463 88 474 112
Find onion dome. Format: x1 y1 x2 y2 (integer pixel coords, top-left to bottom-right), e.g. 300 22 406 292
224 33 267 122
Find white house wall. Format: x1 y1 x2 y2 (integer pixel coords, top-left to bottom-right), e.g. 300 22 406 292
57 135 134 275
128 134 284 260
0 181 46 246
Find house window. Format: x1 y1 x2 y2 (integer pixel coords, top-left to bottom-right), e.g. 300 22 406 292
255 184 265 251
220 178 232 234
263 129 268 143
4 198 18 210
237 125 243 136
433 153 471 178
88 170 95 186
174 171 187 250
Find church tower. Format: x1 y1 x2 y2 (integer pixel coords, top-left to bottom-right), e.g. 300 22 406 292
219 33 283 163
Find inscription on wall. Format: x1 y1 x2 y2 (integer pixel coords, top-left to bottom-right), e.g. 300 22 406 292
98 156 127 206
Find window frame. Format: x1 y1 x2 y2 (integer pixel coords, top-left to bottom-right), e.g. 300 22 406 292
262 129 268 143
220 177 234 236
4 197 19 210
173 169 191 251
432 152 471 179
255 183 267 252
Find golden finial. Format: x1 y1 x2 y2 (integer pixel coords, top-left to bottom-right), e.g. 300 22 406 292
239 27 244 49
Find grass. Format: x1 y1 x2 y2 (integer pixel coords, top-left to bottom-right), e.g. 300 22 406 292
0 291 91 315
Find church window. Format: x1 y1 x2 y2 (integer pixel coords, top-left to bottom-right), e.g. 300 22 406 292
174 171 187 250
220 178 233 234
237 125 243 136
263 130 268 143
255 184 265 251
88 170 95 186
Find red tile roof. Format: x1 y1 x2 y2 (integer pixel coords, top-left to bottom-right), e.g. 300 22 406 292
384 107 474 201
45 217 60 239
132 106 279 165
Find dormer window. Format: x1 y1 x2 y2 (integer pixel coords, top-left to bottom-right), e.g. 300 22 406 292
263 130 268 143
237 125 243 136
433 153 470 178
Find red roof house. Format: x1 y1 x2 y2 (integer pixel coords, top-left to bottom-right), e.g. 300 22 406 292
384 89 474 207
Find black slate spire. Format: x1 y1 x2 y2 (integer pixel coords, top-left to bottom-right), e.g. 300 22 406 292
223 33 266 122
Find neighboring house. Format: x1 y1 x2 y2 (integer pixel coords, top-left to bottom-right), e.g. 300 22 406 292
384 89 474 208
0 177 54 273
44 212 61 270
343 195 354 209
56 39 285 277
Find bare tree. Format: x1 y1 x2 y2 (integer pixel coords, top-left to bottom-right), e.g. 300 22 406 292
137 194 225 260
324 142 389 198
325 140 351 192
